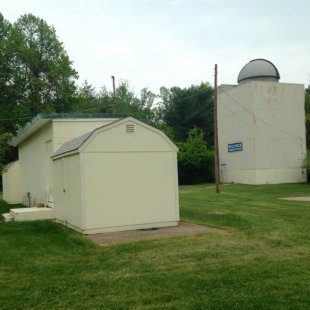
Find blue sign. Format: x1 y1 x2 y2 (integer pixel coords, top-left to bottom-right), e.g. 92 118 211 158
228 142 243 152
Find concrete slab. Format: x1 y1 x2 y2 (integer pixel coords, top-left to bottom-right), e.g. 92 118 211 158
86 222 224 246
2 213 14 222
279 196 310 202
11 207 55 221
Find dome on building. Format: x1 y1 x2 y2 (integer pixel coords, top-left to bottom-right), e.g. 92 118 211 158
237 59 280 84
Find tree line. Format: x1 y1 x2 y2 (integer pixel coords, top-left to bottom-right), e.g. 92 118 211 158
0 13 215 185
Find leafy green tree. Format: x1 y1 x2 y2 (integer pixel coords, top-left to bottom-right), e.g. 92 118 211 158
0 13 20 133
0 13 78 170
177 127 214 184
1 13 78 123
158 83 214 145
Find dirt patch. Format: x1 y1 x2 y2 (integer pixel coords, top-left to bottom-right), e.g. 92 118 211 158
279 196 310 202
86 222 223 246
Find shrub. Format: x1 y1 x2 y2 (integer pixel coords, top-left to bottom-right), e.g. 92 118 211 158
178 128 214 184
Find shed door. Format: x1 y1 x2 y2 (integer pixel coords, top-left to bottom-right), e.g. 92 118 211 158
57 158 68 222
221 164 227 183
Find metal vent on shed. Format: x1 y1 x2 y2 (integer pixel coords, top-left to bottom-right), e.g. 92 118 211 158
126 124 134 133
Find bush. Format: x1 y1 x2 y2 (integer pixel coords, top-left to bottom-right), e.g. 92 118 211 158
178 128 214 184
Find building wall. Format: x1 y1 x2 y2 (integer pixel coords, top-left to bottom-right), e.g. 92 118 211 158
218 81 306 184
2 161 21 204
80 120 179 233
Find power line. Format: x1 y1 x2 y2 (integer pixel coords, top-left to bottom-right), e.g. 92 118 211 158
0 116 33 121
72 104 115 114
158 86 213 106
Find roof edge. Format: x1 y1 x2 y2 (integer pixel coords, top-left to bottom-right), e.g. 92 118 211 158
9 113 128 147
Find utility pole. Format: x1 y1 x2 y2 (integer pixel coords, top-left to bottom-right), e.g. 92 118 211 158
214 64 220 193
111 75 116 114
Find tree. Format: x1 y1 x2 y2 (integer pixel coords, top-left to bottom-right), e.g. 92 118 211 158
158 82 214 145
0 13 79 173
72 80 103 113
0 13 78 125
98 80 155 120
0 13 20 133
177 128 214 184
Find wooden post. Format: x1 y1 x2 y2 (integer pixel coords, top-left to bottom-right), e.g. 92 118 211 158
214 64 220 193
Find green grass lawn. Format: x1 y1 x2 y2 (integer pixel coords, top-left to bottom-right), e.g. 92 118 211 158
0 184 309 309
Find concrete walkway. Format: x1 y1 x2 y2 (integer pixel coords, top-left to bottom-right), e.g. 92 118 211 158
86 222 223 246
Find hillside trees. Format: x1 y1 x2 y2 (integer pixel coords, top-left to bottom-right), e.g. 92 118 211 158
156 82 214 146
154 83 215 184
107 80 155 121
73 80 156 121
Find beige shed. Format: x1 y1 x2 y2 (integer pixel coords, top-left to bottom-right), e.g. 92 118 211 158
51 117 179 234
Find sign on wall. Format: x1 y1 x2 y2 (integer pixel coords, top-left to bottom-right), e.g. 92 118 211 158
228 142 243 152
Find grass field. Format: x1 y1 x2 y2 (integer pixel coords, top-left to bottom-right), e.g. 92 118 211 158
0 184 309 309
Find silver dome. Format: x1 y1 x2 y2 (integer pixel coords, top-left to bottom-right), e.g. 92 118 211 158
238 59 280 84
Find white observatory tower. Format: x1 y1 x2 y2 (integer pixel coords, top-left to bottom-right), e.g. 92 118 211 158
218 59 306 184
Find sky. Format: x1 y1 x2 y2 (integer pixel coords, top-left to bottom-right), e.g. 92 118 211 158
1 0 309 94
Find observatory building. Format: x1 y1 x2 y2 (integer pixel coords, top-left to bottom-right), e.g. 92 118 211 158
218 59 306 184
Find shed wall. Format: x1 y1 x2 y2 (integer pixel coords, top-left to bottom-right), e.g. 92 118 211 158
84 121 174 153
18 123 53 206
82 152 178 232
2 161 21 204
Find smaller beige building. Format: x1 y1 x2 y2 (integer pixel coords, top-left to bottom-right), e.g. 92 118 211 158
2 161 21 204
2 115 179 232
51 117 179 234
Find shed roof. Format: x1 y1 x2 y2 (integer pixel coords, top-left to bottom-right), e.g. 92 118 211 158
10 113 127 147
51 117 178 159
52 131 94 158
